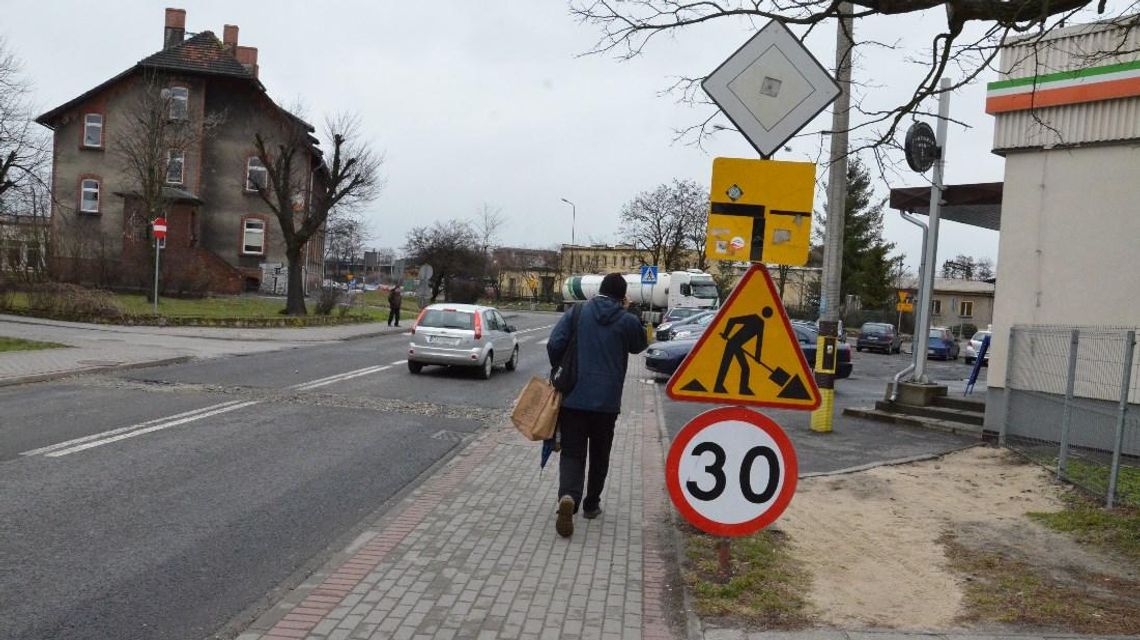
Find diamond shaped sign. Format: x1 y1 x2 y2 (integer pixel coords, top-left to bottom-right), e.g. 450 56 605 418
702 20 840 158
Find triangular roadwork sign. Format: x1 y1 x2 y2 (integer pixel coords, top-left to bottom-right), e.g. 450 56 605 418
666 264 820 410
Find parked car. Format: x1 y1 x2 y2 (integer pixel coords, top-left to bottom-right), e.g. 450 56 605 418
654 310 714 341
645 321 852 378
856 322 902 354
407 304 519 379
926 327 960 360
668 312 717 341
660 306 707 326
965 330 992 365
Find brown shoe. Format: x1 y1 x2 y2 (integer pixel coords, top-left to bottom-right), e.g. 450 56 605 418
555 495 575 538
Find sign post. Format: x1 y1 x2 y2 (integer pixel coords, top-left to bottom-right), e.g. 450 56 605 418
151 216 167 315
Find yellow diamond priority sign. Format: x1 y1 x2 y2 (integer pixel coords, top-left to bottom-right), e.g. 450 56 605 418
666 264 820 410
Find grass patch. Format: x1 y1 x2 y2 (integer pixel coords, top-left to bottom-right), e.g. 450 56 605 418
944 534 1140 634
1029 492 1140 562
1064 457 1140 510
683 526 812 629
0 336 67 352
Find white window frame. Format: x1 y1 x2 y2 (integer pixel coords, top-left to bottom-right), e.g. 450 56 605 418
79 179 100 213
83 113 103 148
242 218 266 255
245 156 268 191
931 299 942 315
959 300 974 317
168 86 189 121
166 150 185 185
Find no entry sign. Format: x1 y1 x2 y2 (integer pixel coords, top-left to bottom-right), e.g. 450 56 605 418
152 217 168 240
666 406 798 537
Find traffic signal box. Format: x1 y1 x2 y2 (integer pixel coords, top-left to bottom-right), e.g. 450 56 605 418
705 158 815 267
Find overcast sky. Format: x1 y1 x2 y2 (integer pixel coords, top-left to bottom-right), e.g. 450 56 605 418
3 0 1032 272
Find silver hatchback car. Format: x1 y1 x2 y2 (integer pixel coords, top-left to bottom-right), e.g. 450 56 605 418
407 304 519 379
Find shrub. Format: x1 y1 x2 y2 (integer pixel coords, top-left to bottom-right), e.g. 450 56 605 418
315 286 342 316
22 283 122 320
445 278 483 304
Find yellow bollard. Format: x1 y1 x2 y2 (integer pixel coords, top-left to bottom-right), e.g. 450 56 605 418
810 329 838 433
646 322 655 343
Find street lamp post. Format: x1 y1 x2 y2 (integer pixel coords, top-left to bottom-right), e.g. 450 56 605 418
560 197 576 274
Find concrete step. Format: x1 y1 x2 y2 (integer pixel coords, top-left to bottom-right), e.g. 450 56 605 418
931 395 987 413
844 407 986 438
875 400 985 426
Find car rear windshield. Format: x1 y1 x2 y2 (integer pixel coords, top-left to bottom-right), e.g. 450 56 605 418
863 324 890 334
419 309 475 330
929 330 944 340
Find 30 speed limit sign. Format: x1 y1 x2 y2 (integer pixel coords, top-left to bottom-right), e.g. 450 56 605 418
666 406 798 537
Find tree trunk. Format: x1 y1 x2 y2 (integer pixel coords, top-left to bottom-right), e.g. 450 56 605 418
285 247 307 316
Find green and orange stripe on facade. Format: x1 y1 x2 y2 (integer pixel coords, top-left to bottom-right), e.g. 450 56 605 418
987 59 1140 113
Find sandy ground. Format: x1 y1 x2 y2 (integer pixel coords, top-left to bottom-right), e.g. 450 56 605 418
774 446 1112 630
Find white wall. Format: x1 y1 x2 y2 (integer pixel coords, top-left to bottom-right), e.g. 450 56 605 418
988 142 1140 388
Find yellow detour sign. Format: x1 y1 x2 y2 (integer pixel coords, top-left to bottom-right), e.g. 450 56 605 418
896 290 914 313
666 264 821 410
705 158 815 266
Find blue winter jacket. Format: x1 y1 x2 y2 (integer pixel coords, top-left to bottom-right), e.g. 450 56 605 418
547 295 649 414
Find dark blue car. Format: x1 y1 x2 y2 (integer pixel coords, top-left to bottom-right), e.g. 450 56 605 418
645 322 852 379
926 327 960 360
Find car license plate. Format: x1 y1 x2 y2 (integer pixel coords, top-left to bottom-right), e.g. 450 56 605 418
928 348 936 354
429 336 460 346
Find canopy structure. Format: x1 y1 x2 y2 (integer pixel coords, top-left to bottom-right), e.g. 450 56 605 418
889 182 1003 231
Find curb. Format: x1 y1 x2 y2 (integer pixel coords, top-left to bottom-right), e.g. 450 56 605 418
0 355 195 388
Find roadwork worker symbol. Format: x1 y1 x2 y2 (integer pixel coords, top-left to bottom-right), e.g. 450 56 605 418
666 265 820 410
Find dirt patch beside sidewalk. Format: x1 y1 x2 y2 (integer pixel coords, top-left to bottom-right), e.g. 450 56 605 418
773 446 1140 632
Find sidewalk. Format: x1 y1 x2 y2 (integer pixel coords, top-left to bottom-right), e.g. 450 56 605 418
236 360 682 640
0 314 406 386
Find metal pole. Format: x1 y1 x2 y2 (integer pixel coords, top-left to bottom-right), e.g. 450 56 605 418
810 3 853 434
1057 329 1080 479
1107 330 1135 509
998 326 1018 447
911 77 951 383
891 210 927 402
153 236 161 315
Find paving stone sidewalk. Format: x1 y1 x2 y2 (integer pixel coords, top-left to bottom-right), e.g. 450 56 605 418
237 361 684 640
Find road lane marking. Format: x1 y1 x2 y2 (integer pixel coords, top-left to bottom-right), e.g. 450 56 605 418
289 365 387 391
295 365 393 391
391 360 407 366
43 401 262 458
20 400 248 457
538 338 549 346
515 324 555 335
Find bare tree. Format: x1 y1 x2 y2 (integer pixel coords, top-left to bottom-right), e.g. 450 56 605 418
0 38 48 203
324 213 371 280
619 179 708 271
403 219 484 302
571 1 1137 166
474 203 507 257
254 112 383 315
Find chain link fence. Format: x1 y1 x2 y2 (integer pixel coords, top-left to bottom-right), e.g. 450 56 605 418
1000 325 1140 508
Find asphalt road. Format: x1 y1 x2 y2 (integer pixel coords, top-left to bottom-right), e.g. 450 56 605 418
0 311 559 640
649 342 987 474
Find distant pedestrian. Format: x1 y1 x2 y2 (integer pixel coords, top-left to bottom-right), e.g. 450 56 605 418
387 287 402 327
547 272 648 538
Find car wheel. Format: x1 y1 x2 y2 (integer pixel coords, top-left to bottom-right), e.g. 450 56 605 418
479 353 494 380
506 346 519 371
965 357 974 365
408 361 423 374
856 346 862 352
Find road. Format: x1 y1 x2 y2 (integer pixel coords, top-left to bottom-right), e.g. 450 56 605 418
0 312 558 640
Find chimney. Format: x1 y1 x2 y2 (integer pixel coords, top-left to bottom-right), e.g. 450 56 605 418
164 8 186 49
223 24 239 48
236 46 259 78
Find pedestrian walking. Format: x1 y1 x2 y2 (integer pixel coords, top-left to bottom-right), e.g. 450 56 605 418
387 286 402 327
546 272 648 538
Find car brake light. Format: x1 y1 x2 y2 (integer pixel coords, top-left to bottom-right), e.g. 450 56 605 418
473 312 483 340
411 308 427 334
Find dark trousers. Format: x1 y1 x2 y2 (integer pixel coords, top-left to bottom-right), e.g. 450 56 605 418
388 306 400 326
557 407 618 513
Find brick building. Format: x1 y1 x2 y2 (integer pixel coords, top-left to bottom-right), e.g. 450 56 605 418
35 8 326 294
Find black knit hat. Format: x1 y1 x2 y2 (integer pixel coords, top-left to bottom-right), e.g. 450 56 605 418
599 272 627 299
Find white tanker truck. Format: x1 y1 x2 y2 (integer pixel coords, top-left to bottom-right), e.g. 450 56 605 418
560 269 719 322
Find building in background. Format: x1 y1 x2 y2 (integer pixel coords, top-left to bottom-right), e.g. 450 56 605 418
493 247 560 301
36 8 326 294
897 277 996 336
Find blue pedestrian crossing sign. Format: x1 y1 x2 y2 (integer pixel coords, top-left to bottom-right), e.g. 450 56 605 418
641 265 659 285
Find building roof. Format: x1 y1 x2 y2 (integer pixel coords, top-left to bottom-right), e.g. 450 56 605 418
138 31 251 77
899 276 996 295
889 182 1003 231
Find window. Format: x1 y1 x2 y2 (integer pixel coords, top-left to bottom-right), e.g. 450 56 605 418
168 86 189 121
931 299 942 315
166 150 184 185
242 218 266 254
959 300 973 317
83 114 103 148
246 156 267 191
79 179 100 213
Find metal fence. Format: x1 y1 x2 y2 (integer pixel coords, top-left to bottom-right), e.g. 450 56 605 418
1000 325 1140 508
